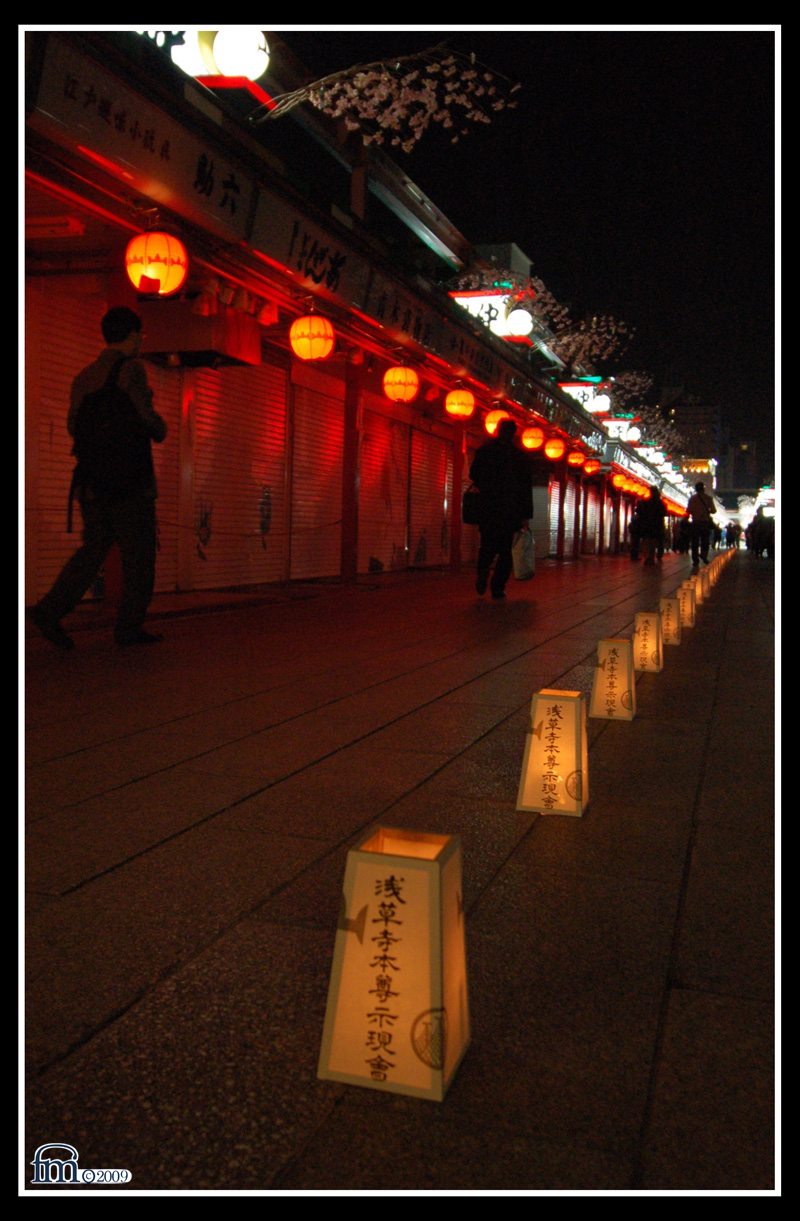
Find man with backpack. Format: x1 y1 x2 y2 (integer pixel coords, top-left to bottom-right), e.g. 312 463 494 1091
27 306 167 649
686 479 716 572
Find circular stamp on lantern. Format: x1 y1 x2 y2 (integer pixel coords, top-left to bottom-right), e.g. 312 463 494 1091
621 690 633 709
566 770 583 800
411 1008 447 1069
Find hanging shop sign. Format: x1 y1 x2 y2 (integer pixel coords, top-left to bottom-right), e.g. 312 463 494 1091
558 381 610 415
250 186 371 309
28 35 255 243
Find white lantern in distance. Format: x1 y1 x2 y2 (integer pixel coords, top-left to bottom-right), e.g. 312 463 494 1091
505 307 535 337
211 28 269 79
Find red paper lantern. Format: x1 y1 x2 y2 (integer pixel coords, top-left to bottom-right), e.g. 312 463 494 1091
484 407 511 434
584 459 601 475
544 437 566 460
567 450 585 468
521 427 545 450
445 389 476 419
383 366 419 403
612 473 627 488
125 232 188 296
289 314 335 360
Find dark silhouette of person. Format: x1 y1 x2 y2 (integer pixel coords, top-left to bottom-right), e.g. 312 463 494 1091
638 486 666 565
469 418 533 599
27 306 167 649
687 480 716 570
629 500 643 561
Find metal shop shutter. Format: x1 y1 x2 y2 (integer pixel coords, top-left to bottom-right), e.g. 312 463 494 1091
143 363 181 594
193 363 288 589
408 429 452 568
461 444 481 566
358 409 409 575
584 484 599 554
29 286 107 600
290 383 344 580
564 477 577 556
548 478 561 558
604 489 615 552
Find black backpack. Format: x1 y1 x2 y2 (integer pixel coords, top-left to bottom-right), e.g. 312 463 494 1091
68 355 152 528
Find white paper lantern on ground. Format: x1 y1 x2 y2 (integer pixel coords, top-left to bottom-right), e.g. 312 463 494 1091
633 612 664 672
589 639 637 720
659 597 682 645
517 689 589 815
678 584 696 627
318 827 470 1102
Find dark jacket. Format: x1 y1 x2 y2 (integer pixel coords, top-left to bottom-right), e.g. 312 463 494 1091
638 491 666 538
469 434 533 526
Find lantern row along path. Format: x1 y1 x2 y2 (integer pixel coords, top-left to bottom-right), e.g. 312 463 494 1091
23 549 776 1194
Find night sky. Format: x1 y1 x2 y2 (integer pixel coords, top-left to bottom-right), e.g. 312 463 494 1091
273 26 777 481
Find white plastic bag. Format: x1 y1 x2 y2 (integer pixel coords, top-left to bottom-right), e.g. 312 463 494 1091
512 526 535 580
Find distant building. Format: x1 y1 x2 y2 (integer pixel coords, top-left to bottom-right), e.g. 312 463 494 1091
716 442 760 493
666 396 722 460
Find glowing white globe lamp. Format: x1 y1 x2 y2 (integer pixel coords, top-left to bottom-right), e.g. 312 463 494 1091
505 307 534 337
211 29 269 79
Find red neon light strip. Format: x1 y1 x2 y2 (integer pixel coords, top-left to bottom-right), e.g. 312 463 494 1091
447 288 504 298
75 145 135 182
194 75 276 109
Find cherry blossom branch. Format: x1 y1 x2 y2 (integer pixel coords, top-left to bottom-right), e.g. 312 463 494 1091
250 44 521 152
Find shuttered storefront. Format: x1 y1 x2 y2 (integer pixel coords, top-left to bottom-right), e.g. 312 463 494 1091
358 408 409 574
564 477 577 557
289 382 344 580
584 484 599 554
408 428 452 568
143 363 181 594
548 478 561 558
461 443 482 567
192 362 288 588
27 284 106 601
26 282 181 601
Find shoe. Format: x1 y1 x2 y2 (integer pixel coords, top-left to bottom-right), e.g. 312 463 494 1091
691 564 699 573
700 555 709 565
490 591 506 600
115 629 164 647
27 605 74 650
475 574 488 596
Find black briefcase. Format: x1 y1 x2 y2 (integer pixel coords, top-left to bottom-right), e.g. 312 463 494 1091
462 483 484 525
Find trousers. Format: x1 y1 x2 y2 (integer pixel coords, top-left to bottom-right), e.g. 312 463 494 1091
477 520 516 595
38 494 157 637
690 522 711 565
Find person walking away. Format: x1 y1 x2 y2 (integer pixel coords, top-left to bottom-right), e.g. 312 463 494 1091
628 499 643 561
638 486 666 565
686 480 716 570
469 418 533 599
27 306 167 649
